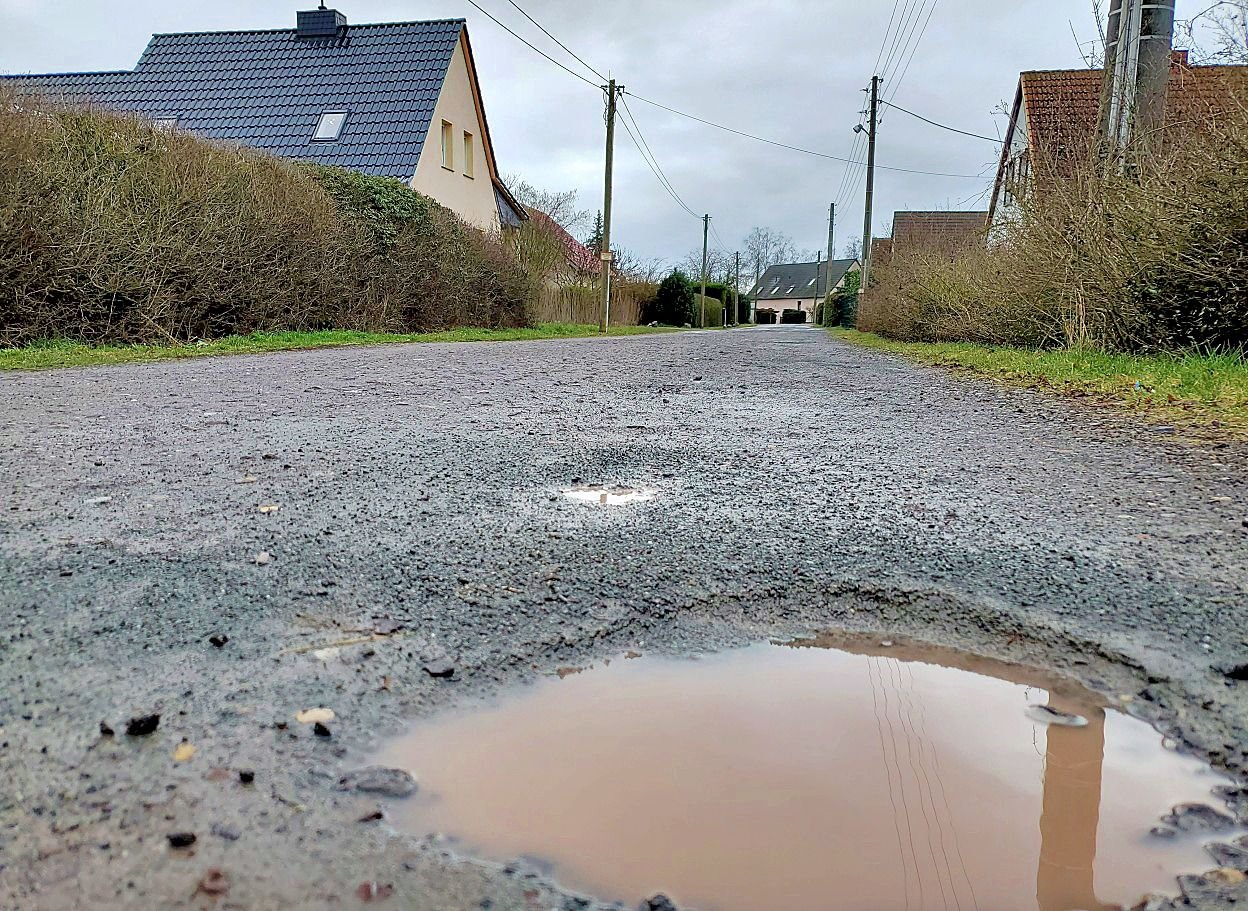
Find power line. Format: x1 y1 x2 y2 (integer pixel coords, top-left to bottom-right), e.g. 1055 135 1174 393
623 91 990 179
880 0 924 77
616 102 700 219
880 100 1000 143
887 0 940 103
873 0 907 75
502 0 606 82
462 0 600 89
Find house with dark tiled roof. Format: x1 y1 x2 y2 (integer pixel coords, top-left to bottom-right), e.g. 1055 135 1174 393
747 258 860 323
989 51 1248 228
2 6 526 234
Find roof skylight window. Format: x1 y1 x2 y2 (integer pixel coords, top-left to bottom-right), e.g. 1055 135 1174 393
313 111 348 141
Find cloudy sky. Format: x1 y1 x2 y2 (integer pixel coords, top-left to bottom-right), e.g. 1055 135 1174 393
0 0 1214 266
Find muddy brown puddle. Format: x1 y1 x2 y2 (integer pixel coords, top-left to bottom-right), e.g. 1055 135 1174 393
375 636 1243 911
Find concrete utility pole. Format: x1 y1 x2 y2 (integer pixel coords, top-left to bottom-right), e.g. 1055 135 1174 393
824 203 836 326
734 251 741 326
599 79 623 334
814 250 824 326
1101 0 1176 154
860 75 880 294
700 214 710 328
827 203 836 263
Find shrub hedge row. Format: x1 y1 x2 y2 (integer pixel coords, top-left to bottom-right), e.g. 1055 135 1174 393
0 93 534 345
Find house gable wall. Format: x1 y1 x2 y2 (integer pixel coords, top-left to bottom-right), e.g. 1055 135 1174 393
411 32 500 232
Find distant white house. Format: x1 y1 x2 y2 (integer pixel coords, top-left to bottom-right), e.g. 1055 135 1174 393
748 259 860 323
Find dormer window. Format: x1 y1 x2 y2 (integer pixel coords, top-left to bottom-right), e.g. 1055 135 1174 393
313 111 348 141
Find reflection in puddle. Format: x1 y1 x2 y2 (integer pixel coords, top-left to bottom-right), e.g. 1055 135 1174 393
561 485 657 506
375 636 1243 911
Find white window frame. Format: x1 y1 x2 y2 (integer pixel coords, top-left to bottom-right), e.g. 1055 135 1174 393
441 120 454 170
462 130 474 179
313 111 348 142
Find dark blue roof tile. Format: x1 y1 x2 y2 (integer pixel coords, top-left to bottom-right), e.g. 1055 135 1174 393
2 18 465 181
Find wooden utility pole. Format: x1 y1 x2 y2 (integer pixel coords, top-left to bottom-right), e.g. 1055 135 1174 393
860 75 880 294
700 214 710 328
599 79 623 334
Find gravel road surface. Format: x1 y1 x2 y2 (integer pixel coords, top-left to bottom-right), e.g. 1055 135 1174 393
2 325 1247 910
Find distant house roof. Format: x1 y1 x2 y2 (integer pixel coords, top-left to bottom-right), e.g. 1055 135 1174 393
4 18 465 181
749 259 859 300
989 52 1248 221
525 207 599 274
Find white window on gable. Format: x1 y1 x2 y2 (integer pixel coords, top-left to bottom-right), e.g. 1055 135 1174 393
441 120 454 169
313 111 348 141
463 131 475 178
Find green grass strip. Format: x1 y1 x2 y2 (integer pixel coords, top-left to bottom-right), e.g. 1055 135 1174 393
829 328 1248 435
0 324 675 371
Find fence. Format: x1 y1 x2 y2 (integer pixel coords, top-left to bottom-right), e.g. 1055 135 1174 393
529 282 649 326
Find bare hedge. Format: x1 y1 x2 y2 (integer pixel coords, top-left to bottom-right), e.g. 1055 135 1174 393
0 92 534 345
858 102 1248 353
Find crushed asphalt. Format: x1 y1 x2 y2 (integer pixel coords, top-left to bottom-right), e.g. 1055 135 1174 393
2 325 1247 910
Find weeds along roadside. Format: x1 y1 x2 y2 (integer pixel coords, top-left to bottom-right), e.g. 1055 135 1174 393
858 87 1248 357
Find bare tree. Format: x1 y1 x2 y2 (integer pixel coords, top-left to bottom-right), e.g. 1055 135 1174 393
503 174 590 233
1180 1 1248 63
677 248 734 282
612 247 666 283
742 227 799 284
842 236 863 260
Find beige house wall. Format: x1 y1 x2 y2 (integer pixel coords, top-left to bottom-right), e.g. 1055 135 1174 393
410 33 500 232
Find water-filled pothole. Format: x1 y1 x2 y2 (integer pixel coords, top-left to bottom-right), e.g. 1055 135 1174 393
375 636 1243 911
561 485 657 506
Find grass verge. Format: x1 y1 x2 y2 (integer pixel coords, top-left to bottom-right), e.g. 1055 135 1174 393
830 328 1248 436
0 324 675 372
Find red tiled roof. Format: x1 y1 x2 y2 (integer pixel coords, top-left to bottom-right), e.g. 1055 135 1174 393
1019 53 1248 163
525 208 598 275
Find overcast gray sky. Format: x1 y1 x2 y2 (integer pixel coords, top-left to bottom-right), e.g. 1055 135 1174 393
0 0 1215 267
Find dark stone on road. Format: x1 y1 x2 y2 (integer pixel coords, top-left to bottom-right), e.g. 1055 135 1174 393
167 832 197 848
209 634 229 648
1206 841 1248 872
1224 664 1248 682
125 714 160 737
211 822 241 841
337 767 418 798
238 769 255 785
639 894 679 911
98 721 113 737
313 722 332 738
1164 803 1237 833
423 658 455 678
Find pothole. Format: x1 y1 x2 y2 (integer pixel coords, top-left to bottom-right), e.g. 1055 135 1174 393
373 636 1245 911
561 484 657 506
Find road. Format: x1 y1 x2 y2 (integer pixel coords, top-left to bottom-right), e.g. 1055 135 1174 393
2 325 1246 910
